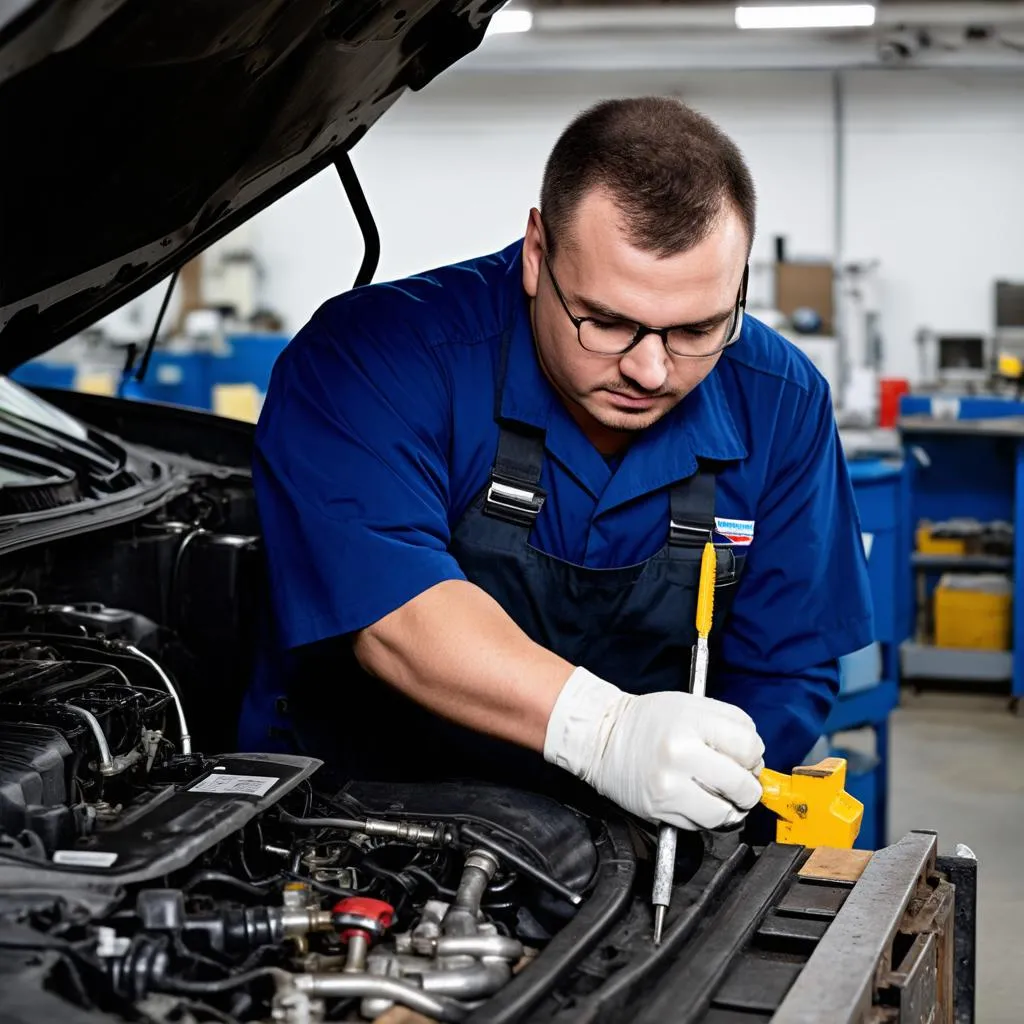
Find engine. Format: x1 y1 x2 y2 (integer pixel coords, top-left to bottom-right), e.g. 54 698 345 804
0 597 600 1024
0 633 182 856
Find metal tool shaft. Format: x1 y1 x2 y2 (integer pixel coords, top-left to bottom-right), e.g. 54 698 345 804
651 823 677 945
690 636 709 698
651 541 717 945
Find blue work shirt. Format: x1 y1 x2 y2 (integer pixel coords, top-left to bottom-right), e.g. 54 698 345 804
252 239 875 772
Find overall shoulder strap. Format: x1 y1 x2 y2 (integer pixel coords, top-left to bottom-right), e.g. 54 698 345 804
668 465 716 548
483 425 547 528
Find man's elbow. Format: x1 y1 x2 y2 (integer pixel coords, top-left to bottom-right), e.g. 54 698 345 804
352 620 392 679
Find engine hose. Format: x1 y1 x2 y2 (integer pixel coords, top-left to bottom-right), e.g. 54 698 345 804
278 809 450 845
124 643 191 755
183 870 278 899
278 810 364 832
106 935 170 1002
463 819 637 1024
157 966 288 996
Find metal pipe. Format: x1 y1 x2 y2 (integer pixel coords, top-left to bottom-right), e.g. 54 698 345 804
293 973 466 1022
124 644 191 755
460 824 583 906
435 935 523 961
420 959 512 1000
443 849 499 937
64 703 115 774
278 810 450 845
344 932 369 972
280 909 334 937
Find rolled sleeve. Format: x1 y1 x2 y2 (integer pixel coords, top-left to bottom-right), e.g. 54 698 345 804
715 380 874 770
253 301 466 650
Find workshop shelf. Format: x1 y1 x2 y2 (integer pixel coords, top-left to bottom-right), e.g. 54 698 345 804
899 392 1024 704
899 641 1013 683
910 552 1012 572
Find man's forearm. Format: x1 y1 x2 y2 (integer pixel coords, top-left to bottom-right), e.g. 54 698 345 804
352 578 575 751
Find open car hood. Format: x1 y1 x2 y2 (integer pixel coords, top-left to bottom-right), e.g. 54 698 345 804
0 0 501 372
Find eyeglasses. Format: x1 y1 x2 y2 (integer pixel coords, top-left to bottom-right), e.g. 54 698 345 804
543 254 748 359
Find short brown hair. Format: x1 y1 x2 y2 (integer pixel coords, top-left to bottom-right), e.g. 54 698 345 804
540 96 756 258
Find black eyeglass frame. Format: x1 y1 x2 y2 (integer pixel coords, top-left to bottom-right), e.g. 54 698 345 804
543 253 750 360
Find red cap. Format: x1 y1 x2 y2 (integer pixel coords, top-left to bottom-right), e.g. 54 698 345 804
332 897 394 942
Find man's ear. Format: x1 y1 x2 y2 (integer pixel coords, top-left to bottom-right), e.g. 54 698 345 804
522 208 546 300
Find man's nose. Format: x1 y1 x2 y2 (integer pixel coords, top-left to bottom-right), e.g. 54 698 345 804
619 331 670 392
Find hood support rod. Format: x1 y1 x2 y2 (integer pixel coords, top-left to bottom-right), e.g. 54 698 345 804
132 266 179 385
335 152 381 289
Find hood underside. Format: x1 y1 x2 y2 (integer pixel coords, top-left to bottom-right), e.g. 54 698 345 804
0 0 500 371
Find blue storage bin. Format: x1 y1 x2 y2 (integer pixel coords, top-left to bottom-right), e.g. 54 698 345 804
10 361 77 391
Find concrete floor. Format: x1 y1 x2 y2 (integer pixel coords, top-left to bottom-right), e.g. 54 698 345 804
885 691 1024 1022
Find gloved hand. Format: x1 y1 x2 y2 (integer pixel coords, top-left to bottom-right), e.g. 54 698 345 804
543 667 765 831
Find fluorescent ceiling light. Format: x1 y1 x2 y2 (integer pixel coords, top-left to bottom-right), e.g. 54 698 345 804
486 9 533 35
735 4 876 30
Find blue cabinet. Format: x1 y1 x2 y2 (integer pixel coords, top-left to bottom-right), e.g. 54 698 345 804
820 454 910 849
899 394 1024 702
847 457 914 684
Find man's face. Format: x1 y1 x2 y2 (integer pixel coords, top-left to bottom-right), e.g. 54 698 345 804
522 189 749 453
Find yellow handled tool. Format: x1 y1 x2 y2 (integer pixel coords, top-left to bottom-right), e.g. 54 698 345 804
695 543 716 638
652 541 717 946
651 542 863 947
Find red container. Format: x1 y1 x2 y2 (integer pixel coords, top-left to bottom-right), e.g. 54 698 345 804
879 378 910 428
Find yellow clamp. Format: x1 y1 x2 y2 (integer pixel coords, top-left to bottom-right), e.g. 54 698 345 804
759 757 864 849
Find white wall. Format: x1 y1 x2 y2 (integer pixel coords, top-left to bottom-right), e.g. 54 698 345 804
109 64 1024 385
843 69 1024 378
245 65 1024 382
251 69 838 331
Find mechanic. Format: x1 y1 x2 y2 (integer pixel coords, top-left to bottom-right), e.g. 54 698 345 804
238 97 874 835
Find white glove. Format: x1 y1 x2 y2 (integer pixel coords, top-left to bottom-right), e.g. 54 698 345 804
543 667 765 831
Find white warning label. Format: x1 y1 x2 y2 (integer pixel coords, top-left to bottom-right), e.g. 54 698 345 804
188 773 278 797
53 850 118 868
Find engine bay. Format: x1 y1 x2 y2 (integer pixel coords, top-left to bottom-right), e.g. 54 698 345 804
0 586 614 1024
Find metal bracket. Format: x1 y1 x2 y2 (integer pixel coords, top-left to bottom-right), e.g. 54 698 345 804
484 477 546 526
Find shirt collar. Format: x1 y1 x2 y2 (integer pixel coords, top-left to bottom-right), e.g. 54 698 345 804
495 238 750 509
497 242 555 431
595 361 749 515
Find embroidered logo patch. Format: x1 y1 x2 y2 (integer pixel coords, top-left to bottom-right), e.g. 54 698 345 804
714 517 755 546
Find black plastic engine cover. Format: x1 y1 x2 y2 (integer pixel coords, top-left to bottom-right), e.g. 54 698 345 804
0 721 76 850
0 752 321 890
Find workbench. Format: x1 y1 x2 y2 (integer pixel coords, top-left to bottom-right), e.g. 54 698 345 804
897 394 1024 706
587 827 976 1023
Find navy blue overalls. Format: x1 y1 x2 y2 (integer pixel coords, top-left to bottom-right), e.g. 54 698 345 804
279 327 748 796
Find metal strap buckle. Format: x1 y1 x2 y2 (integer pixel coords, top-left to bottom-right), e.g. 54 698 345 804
484 476 546 527
669 520 712 547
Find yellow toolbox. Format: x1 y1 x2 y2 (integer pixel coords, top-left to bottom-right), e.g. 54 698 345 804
915 519 980 556
934 573 1012 651
917 527 966 556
